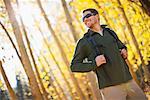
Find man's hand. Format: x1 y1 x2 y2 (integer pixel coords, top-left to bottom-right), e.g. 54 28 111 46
95 55 106 67
120 49 128 59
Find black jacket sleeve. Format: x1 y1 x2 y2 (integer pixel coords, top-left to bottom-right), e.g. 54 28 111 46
70 39 97 72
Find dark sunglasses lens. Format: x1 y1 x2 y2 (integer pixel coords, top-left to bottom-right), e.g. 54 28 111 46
83 13 93 21
85 14 93 18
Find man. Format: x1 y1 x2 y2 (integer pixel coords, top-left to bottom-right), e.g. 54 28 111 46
70 8 147 100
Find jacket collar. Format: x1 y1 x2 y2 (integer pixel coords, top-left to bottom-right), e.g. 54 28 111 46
84 24 107 37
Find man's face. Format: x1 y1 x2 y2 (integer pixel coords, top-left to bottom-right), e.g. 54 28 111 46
83 11 99 28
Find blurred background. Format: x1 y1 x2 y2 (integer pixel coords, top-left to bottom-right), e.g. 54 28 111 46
0 0 150 99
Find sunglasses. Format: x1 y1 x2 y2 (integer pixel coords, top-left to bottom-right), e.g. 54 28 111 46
82 13 97 21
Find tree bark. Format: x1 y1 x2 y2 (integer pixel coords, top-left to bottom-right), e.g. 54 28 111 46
117 0 150 82
60 0 79 42
126 59 140 86
37 52 64 100
15 1 49 99
86 73 102 100
0 61 17 100
0 21 23 67
93 0 112 27
36 0 85 99
3 0 43 99
20 18 49 100
25 16 68 99
139 0 150 16
32 16 74 98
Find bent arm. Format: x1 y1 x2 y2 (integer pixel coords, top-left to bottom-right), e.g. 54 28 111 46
70 39 97 72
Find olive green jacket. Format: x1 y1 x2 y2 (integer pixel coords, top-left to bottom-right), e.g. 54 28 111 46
70 25 132 89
